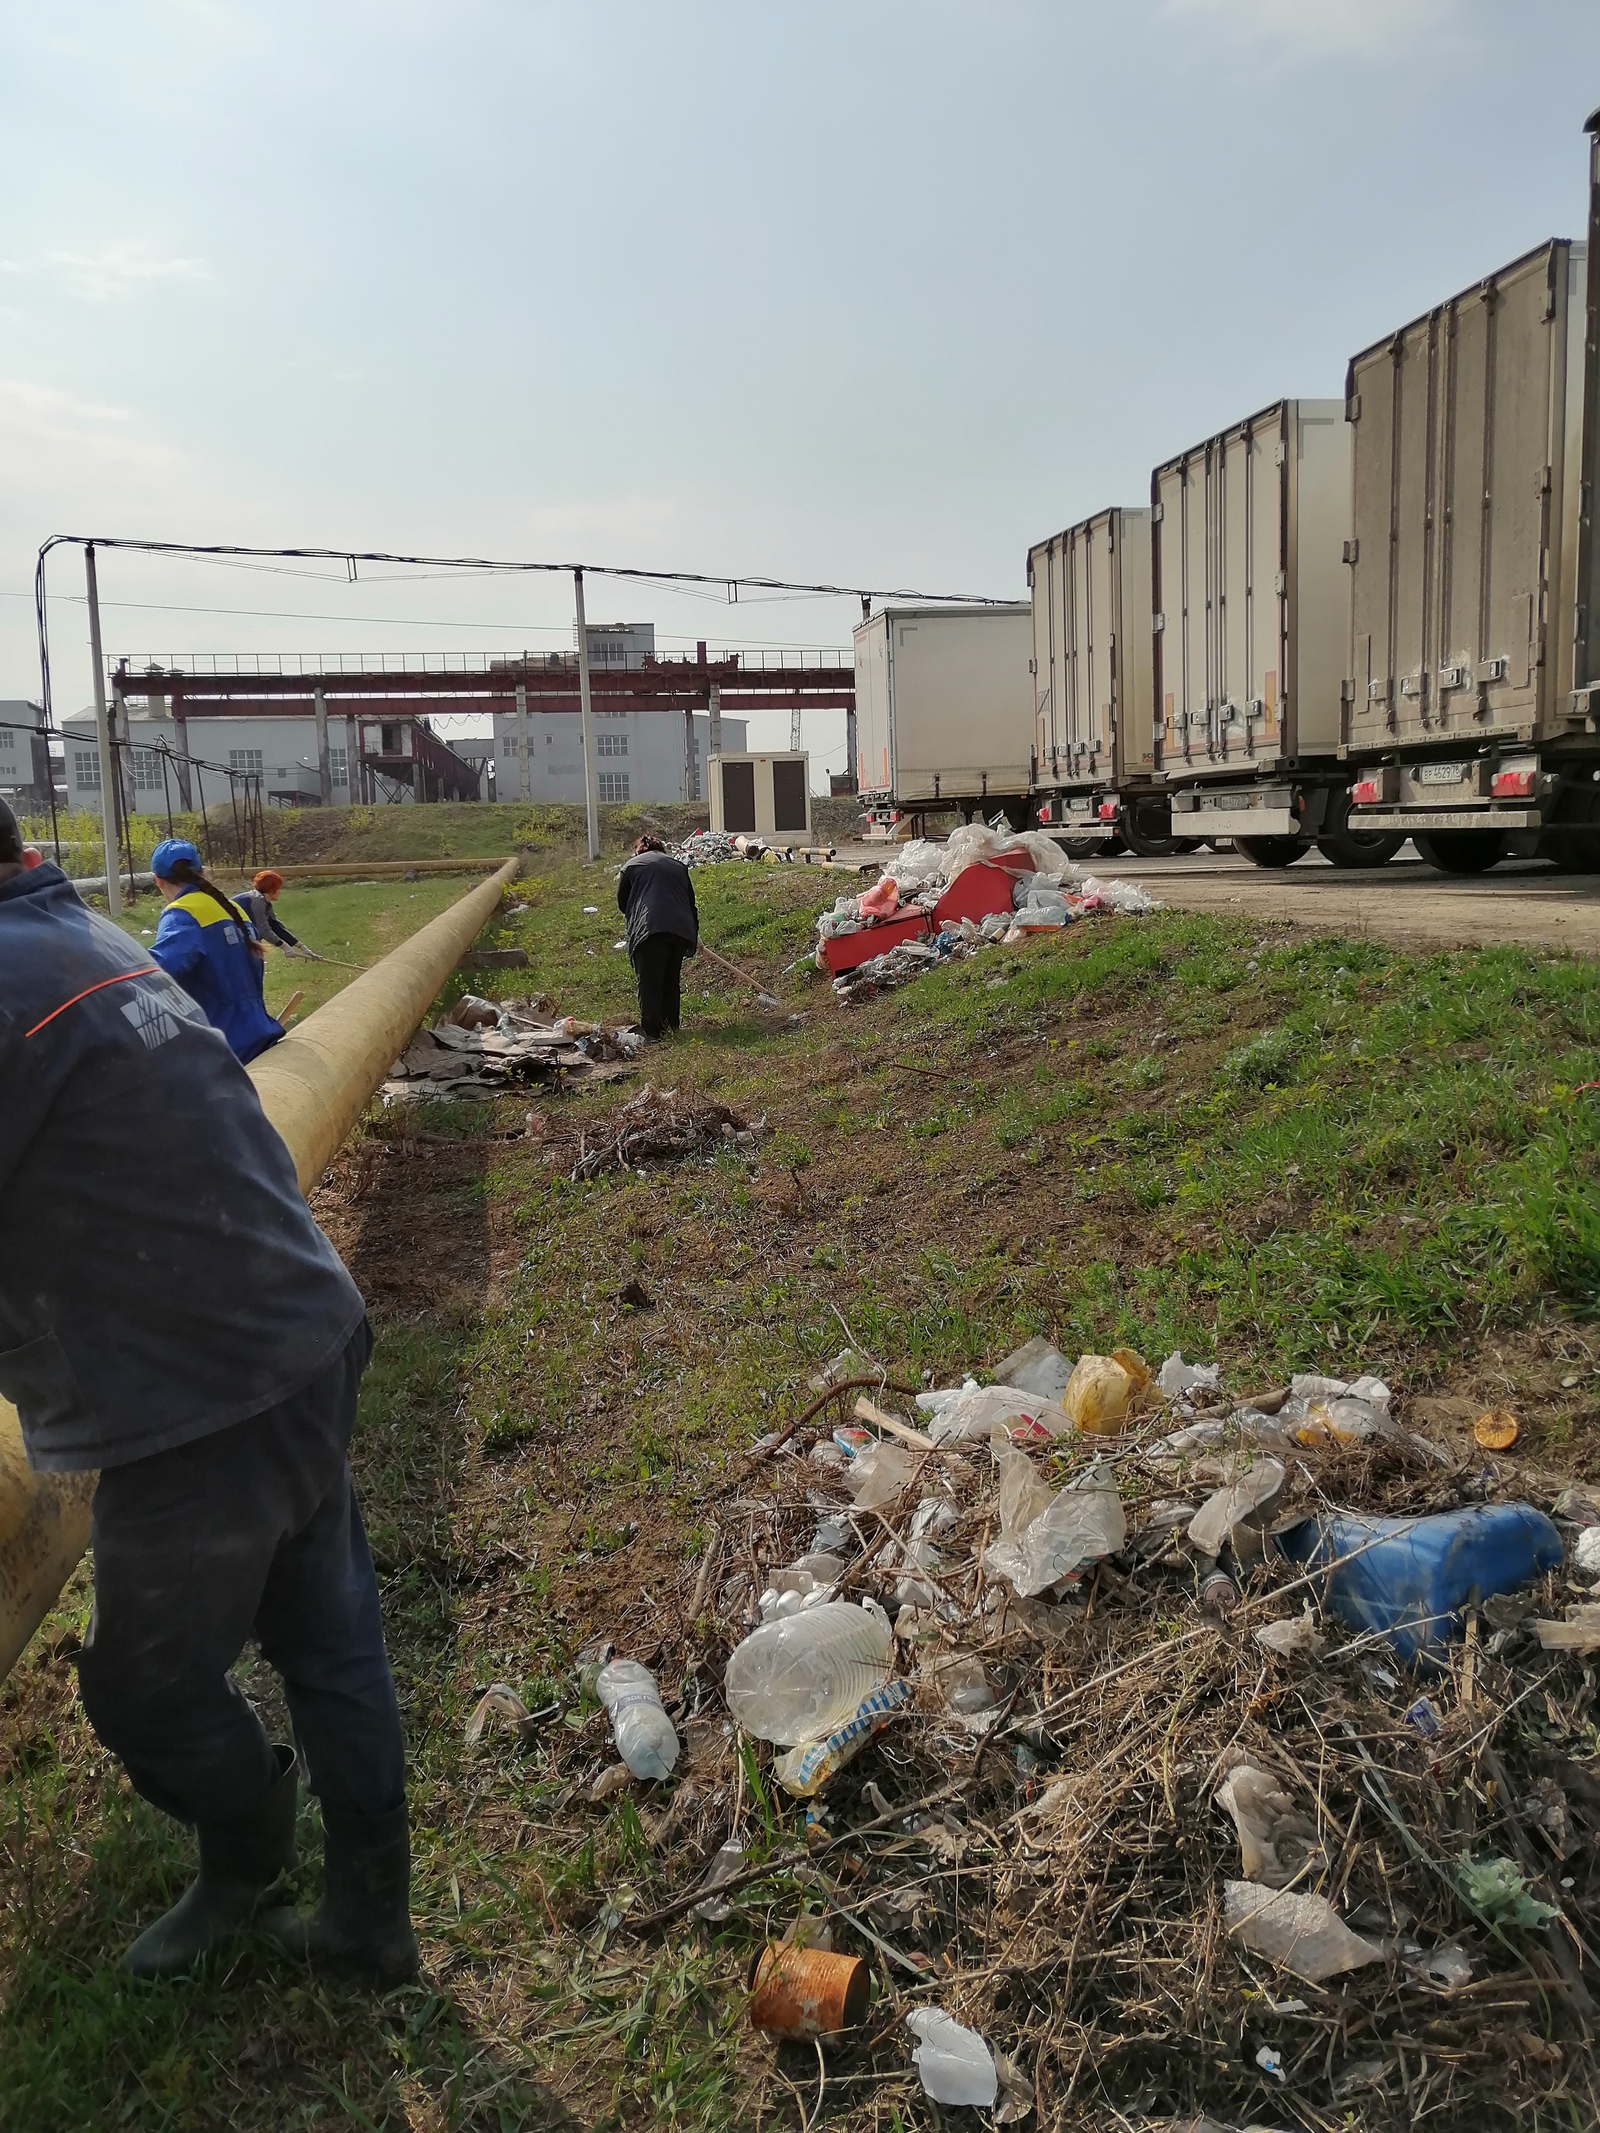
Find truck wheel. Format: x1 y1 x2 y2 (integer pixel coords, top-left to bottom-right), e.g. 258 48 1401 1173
1234 835 1310 868
1412 830 1506 875
1119 797 1181 858
1054 833 1104 862
1315 791 1404 869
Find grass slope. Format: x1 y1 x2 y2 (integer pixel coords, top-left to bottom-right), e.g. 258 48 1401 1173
3 855 1599 2130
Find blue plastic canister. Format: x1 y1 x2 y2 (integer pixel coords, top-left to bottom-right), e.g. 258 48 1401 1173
1276 1504 1563 1667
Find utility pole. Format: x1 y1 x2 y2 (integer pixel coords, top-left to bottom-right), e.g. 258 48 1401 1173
515 680 530 801
84 544 121 915
314 686 332 806
574 570 599 861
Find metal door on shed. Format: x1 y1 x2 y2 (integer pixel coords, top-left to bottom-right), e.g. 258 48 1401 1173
1346 241 1572 753
1154 406 1288 779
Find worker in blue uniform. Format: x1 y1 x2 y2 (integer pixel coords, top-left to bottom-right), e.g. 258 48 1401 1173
147 838 286 1064
0 801 415 1986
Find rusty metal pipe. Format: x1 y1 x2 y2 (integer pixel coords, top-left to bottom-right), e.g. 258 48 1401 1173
0 857 520 1679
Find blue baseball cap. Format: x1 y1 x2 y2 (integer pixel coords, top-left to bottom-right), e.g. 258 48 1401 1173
150 837 201 880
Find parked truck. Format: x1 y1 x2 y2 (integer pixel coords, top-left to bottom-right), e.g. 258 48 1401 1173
1028 508 1182 855
851 603 1035 831
1340 125 1600 871
1150 398 1401 867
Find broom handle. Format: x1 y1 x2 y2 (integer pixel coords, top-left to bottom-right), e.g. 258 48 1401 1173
697 942 769 995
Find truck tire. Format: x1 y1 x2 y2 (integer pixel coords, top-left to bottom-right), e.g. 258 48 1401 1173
1412 830 1506 875
1119 796 1182 858
1315 790 1404 869
1234 834 1310 868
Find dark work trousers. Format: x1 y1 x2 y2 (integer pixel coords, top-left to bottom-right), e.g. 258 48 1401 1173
76 1319 406 1832
632 933 692 1037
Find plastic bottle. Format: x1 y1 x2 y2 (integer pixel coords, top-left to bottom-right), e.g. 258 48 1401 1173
723 1600 893 1746
1277 1503 1563 1666
595 1658 679 1780
906 2008 998 2106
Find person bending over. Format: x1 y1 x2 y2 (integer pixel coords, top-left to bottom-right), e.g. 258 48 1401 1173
0 800 416 1985
616 833 698 1038
236 869 313 958
148 837 287 1063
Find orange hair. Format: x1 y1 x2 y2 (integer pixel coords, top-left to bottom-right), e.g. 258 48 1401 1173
253 869 285 897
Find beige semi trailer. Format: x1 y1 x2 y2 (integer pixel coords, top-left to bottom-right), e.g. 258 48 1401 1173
1341 108 1600 874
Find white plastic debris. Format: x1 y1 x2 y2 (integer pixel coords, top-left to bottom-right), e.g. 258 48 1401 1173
690 1838 746 1921
1187 1457 1286 1557
596 1659 679 1781
1414 1942 1472 1988
906 2007 998 2107
1224 1880 1385 1984
1254 1608 1326 1659
928 1384 1061 1446
1157 1351 1222 1400
1574 1527 1600 1575
724 1600 893 1745
984 1449 1126 1598
993 1337 1073 1405
1215 1761 1321 1888
848 1441 916 1509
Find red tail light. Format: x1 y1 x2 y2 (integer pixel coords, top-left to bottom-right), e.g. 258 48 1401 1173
1037 806 1050 825
1097 800 1117 821
1350 779 1381 805
1491 768 1536 799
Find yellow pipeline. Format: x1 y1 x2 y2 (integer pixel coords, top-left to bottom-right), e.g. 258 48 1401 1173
0 858 520 1678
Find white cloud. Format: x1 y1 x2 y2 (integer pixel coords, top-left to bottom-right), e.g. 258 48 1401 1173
45 242 210 303
0 379 187 503
1161 0 1463 60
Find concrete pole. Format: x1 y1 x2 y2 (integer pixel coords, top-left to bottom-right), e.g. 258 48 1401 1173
846 704 860 792
314 687 332 806
685 706 696 800
84 544 121 915
173 701 194 810
708 681 722 757
515 681 531 801
574 570 600 861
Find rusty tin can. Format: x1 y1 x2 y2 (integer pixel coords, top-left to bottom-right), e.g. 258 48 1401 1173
748 1942 870 2039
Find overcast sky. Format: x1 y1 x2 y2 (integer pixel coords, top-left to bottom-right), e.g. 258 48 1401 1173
3 0 1598 771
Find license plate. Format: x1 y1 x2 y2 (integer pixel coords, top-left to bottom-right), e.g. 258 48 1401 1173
1418 762 1467 784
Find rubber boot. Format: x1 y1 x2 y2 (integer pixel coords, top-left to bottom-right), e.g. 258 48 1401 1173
122 1744 299 1979
262 1801 419 1989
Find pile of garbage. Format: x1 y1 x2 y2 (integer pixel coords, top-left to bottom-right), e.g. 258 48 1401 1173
382 995 643 1101
529 1337 1600 2127
815 824 1156 1002
571 1082 765 1180
678 829 791 868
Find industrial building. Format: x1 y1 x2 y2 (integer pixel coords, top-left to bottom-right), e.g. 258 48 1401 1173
57 706 485 812
0 702 54 812
490 705 746 804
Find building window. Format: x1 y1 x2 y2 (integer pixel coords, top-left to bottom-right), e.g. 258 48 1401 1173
597 770 630 803
75 749 101 789
132 748 163 791
0 728 13 752
596 730 629 758
229 748 264 776
329 747 348 787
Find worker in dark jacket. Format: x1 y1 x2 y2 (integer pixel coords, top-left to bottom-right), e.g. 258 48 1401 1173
616 834 699 1037
148 837 286 1064
237 869 313 957
0 800 415 1987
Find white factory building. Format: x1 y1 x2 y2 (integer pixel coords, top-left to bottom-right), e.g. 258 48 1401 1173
57 708 484 811
489 707 746 806
490 624 745 804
